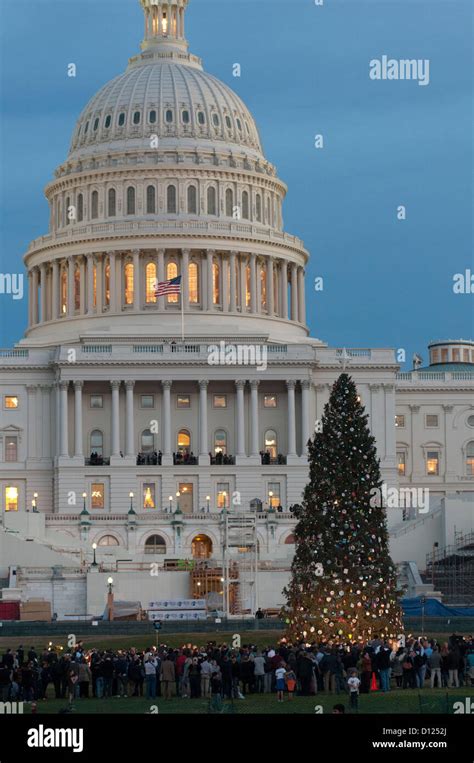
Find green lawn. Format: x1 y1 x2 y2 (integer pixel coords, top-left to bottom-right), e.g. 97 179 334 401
21 687 474 715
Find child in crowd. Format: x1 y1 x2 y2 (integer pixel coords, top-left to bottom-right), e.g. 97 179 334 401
275 664 287 702
347 668 361 711
285 668 297 700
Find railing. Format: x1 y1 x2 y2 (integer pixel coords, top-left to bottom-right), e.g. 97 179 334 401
397 371 474 382
260 455 287 465
85 457 111 466
82 345 112 353
336 348 371 357
0 349 29 357
133 345 164 353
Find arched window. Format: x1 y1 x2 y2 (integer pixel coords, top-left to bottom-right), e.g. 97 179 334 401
266 197 271 226
98 535 119 547
146 185 156 214
225 188 233 217
264 429 277 459
104 262 110 306
77 194 84 222
214 429 227 455
145 535 166 554
149 109 157 124
65 196 71 225
191 534 212 559
177 429 190 455
188 262 199 303
108 188 116 217
467 441 474 475
207 186 217 216
165 109 173 123
74 265 81 311
90 429 103 456
60 269 67 314
187 185 197 214
245 264 251 309
146 262 157 303
242 191 249 220
126 186 135 215
141 428 154 453
197 111 206 125
91 190 99 220
56 199 61 228
256 194 262 222
166 261 178 303
167 185 177 214
124 262 134 305
260 264 267 310
212 260 220 305
284 533 295 545
133 110 141 125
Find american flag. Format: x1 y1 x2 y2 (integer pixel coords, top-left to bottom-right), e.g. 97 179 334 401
154 275 182 298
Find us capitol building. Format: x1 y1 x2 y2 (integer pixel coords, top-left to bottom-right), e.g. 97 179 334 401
0 0 472 619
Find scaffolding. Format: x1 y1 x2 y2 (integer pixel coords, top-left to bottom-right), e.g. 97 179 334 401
424 531 474 605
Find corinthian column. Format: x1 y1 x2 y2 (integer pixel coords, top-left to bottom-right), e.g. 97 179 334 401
198 380 210 464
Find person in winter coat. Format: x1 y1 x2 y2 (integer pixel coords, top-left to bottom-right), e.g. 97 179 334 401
376 642 392 692
160 656 176 700
428 646 442 688
188 657 201 699
77 658 92 698
446 649 460 688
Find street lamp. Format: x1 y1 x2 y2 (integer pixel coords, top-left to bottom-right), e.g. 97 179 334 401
32 492 39 513
107 576 114 594
206 495 210 513
92 542 97 567
129 491 134 512
82 492 87 511
168 495 173 513
107 576 114 622
176 491 180 511
268 490 273 509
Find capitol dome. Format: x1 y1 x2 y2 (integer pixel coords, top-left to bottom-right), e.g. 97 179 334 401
23 0 310 346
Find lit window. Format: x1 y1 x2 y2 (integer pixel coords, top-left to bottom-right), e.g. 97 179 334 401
90 430 103 456
426 451 439 476
177 395 190 409
213 395 227 408
268 482 280 507
146 262 157 303
177 429 190 454
141 428 155 453
91 483 105 509
167 185 177 214
166 262 178 303
245 264 251 308
90 395 103 409
126 186 135 215
188 262 199 303
187 185 197 214
140 395 154 409
466 442 474 476
217 483 230 509
5 437 18 462
214 429 227 455
285 533 295 545
395 415 405 428
426 415 439 428
124 262 134 305
133 111 141 125
5 486 18 512
108 188 116 217
4 396 19 409
61 269 67 314
118 112 125 127
74 266 81 311
93 265 97 308
104 115 111 128
146 185 156 214
197 111 206 125
260 264 267 310
264 395 277 408
104 263 110 306
397 452 406 476
65 196 71 226
149 110 157 124
264 429 277 459
212 261 220 304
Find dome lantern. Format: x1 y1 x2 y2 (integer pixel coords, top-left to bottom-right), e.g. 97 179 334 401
140 0 189 54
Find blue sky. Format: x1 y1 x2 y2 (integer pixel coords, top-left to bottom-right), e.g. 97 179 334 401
0 0 472 366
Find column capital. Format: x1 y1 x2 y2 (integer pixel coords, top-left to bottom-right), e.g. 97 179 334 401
286 379 297 390
73 380 84 390
26 384 38 393
157 248 166 256
110 380 121 391
162 380 172 390
383 383 395 392
301 379 312 390
235 380 246 390
181 248 191 256
125 380 135 391
250 379 260 389
207 249 216 256
409 404 420 413
369 384 381 392
315 383 326 392
198 379 209 389
59 380 69 391
443 404 454 413
131 248 141 257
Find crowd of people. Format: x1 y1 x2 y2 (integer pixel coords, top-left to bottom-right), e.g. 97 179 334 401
0 633 472 708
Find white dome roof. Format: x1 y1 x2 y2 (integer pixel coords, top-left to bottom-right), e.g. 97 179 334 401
69 56 264 162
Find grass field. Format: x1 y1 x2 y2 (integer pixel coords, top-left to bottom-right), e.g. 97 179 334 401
16 687 474 715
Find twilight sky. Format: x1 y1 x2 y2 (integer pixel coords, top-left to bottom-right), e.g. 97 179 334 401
0 0 472 366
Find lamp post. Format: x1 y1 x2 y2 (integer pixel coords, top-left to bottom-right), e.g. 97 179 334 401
92 542 97 567
176 491 180 511
107 576 114 621
129 491 134 512
82 492 87 512
32 492 39 513
168 495 173 513
206 495 210 513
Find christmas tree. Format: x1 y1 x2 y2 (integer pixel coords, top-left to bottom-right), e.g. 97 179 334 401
284 373 403 643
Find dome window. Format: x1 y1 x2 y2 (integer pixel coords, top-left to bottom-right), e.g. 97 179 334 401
133 111 141 125
245 121 250 134
149 110 157 124
197 111 206 125
212 113 220 127
104 115 112 129
225 116 232 129
182 110 190 124
84 121 89 134
165 109 174 124
93 118 99 131
118 112 126 127
236 118 242 131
